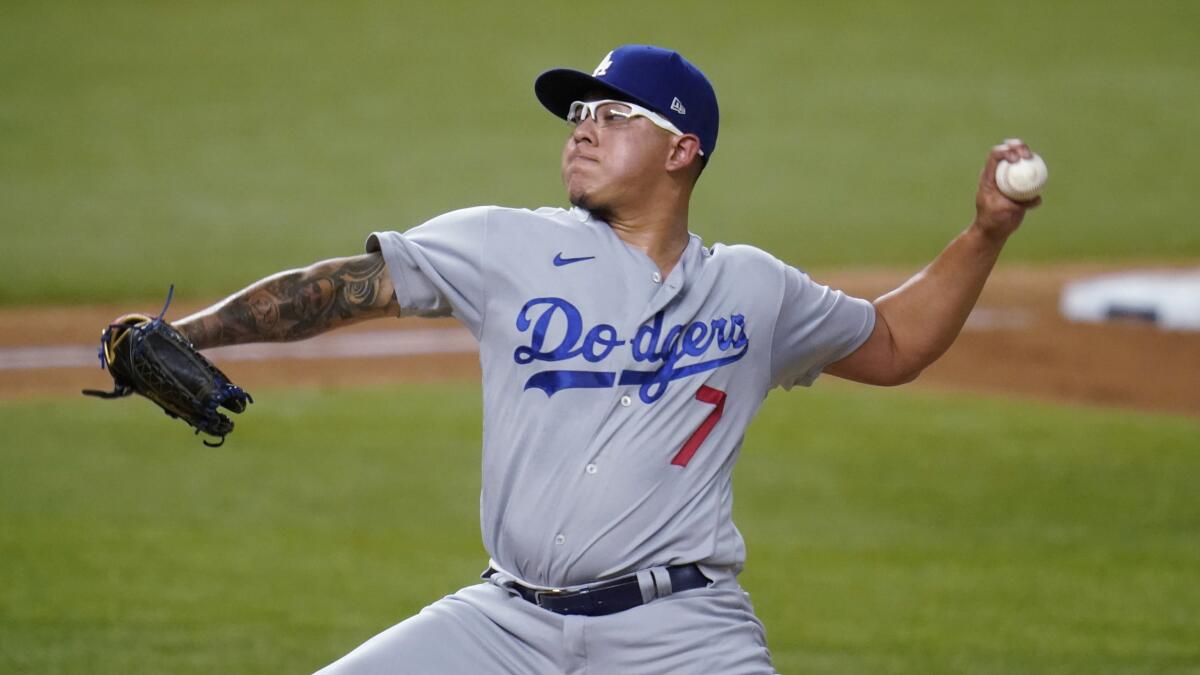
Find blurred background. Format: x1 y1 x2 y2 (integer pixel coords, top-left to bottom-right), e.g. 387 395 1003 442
2 1 1197 672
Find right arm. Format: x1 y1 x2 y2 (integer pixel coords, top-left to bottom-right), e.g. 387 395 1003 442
174 252 399 350
823 139 1039 386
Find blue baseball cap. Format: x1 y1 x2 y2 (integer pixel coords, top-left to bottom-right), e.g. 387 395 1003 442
535 45 720 159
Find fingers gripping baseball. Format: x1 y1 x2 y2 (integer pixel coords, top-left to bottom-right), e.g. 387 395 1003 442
973 138 1043 241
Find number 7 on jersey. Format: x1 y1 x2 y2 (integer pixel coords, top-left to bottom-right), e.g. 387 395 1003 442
671 385 726 467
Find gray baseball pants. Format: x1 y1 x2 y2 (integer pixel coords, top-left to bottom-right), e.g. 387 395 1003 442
314 572 776 674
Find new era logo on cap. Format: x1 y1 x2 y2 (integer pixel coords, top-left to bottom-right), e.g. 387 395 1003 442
534 44 720 158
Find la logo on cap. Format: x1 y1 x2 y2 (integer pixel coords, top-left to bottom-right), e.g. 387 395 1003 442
593 51 613 77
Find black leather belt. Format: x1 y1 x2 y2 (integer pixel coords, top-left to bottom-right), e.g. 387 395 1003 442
483 564 710 617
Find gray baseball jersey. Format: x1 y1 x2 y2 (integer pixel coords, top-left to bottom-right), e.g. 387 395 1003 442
366 205 875 588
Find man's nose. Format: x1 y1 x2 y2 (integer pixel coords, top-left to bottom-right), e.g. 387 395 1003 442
571 119 598 146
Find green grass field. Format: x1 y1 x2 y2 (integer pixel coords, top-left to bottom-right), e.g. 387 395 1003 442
3 2 1198 672
2 383 1198 673
2 0 1199 304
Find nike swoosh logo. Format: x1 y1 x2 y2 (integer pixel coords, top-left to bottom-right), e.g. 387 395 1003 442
553 253 596 267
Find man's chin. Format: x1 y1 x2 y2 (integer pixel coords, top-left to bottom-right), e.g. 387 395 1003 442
568 192 590 210
568 193 614 223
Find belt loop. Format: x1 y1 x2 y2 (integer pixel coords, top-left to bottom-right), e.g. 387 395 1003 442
649 566 673 598
635 569 656 603
484 568 518 594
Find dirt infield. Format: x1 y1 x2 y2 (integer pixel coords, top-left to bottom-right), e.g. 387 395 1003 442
826 263 1199 417
3 263 1197 417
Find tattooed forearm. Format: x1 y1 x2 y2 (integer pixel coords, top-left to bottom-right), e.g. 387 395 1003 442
174 253 399 349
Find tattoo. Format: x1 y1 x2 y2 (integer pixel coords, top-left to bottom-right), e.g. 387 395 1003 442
178 253 398 349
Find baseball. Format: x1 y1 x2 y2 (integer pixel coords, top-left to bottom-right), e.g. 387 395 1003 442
995 153 1048 202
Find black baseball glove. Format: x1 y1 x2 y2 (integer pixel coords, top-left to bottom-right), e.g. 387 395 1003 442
82 287 252 447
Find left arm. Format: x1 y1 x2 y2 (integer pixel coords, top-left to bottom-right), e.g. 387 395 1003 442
824 139 1042 386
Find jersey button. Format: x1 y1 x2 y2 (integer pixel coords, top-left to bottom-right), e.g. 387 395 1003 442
620 395 632 407
585 463 598 474
554 534 566 545
652 272 662 283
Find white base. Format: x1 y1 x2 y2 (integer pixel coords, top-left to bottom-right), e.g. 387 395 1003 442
1060 268 1200 331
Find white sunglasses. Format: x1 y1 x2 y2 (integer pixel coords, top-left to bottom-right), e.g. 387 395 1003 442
566 99 703 155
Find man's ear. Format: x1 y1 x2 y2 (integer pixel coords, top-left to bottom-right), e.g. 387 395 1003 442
665 134 702 174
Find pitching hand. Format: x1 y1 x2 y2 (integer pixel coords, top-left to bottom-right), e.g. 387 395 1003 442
972 138 1042 241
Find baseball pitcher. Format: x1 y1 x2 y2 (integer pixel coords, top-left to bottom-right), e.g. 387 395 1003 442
103 45 1040 673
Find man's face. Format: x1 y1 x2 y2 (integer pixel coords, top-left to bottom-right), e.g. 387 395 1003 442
560 99 677 217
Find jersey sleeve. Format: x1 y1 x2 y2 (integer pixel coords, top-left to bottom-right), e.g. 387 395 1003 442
365 206 488 338
770 265 876 389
